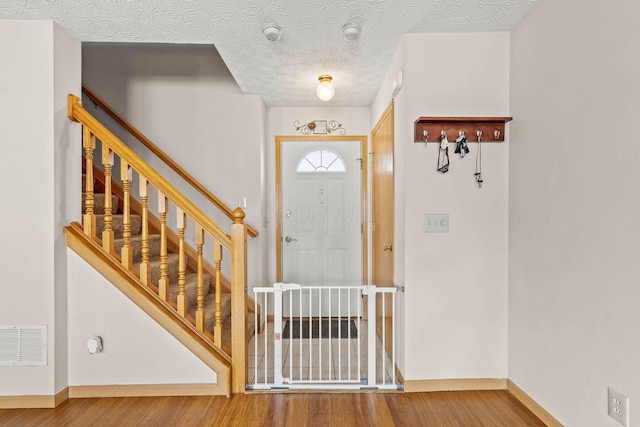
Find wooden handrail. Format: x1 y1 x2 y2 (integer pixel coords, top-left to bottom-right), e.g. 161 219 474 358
70 94 233 250
81 85 259 238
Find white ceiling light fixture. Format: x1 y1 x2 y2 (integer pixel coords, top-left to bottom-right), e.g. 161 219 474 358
263 25 282 42
316 75 335 101
342 24 361 41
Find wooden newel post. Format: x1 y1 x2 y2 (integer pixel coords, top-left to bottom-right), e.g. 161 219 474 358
230 207 247 394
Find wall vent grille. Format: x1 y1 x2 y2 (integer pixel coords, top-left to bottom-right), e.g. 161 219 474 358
0 326 47 366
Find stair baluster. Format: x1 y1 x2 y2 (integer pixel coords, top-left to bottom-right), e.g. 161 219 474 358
83 128 96 237
195 225 205 332
214 240 223 347
101 145 115 253
120 159 133 269
139 176 150 284
176 208 187 316
157 192 169 301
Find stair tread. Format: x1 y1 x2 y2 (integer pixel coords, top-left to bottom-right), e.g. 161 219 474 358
114 234 162 262
198 293 232 333
95 213 142 237
95 213 141 219
139 253 181 267
168 272 212 304
114 233 161 243
82 193 119 214
168 272 211 289
204 292 231 315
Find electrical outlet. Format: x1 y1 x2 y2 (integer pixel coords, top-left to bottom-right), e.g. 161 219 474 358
608 387 629 426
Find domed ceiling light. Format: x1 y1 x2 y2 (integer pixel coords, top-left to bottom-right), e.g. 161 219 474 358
263 25 282 42
342 24 361 41
316 75 335 101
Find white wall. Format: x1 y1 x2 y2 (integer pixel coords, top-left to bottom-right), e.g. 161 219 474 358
67 251 216 386
53 22 82 395
0 21 80 396
265 107 372 286
370 33 510 381
509 0 640 425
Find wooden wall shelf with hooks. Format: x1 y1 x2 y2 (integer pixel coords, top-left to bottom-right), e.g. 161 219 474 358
414 117 513 143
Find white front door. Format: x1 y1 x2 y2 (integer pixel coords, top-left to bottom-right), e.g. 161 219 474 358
281 139 362 317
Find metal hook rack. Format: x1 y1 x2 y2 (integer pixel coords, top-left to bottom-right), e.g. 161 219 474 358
414 116 513 143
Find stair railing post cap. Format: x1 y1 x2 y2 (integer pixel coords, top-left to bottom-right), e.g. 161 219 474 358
232 207 246 223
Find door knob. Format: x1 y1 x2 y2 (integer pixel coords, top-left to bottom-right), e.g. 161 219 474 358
383 244 393 251
285 235 297 242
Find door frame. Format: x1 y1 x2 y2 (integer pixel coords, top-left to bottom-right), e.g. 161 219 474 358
276 135 368 288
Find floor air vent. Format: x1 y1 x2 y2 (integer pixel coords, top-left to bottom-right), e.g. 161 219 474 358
0 326 47 366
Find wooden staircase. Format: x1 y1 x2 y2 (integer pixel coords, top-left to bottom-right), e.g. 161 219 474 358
65 91 256 395
84 172 236 346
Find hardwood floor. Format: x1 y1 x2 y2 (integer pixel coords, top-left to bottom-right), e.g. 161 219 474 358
0 390 546 426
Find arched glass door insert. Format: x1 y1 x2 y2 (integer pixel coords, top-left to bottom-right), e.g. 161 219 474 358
296 149 347 173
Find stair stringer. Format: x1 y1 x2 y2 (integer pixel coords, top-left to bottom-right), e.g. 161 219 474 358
64 222 231 396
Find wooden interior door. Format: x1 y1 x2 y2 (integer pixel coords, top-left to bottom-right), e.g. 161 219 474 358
371 100 395 357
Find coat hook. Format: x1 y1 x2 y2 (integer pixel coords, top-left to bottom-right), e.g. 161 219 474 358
476 130 482 141
423 129 428 147
494 129 501 140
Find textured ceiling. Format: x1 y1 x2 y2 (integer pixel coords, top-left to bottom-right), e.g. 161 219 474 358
0 0 538 107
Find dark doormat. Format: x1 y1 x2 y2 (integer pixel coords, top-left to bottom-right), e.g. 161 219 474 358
282 319 358 339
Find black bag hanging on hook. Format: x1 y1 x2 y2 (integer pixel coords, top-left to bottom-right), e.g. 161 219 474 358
455 133 469 158
437 132 450 173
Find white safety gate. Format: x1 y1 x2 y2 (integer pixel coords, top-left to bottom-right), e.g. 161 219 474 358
249 283 401 391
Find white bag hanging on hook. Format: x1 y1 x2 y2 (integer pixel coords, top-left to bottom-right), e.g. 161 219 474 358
437 131 450 173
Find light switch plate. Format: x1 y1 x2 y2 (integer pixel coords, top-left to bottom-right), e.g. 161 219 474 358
424 214 449 233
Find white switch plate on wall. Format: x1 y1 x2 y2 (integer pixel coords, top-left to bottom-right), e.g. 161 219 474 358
424 214 449 233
